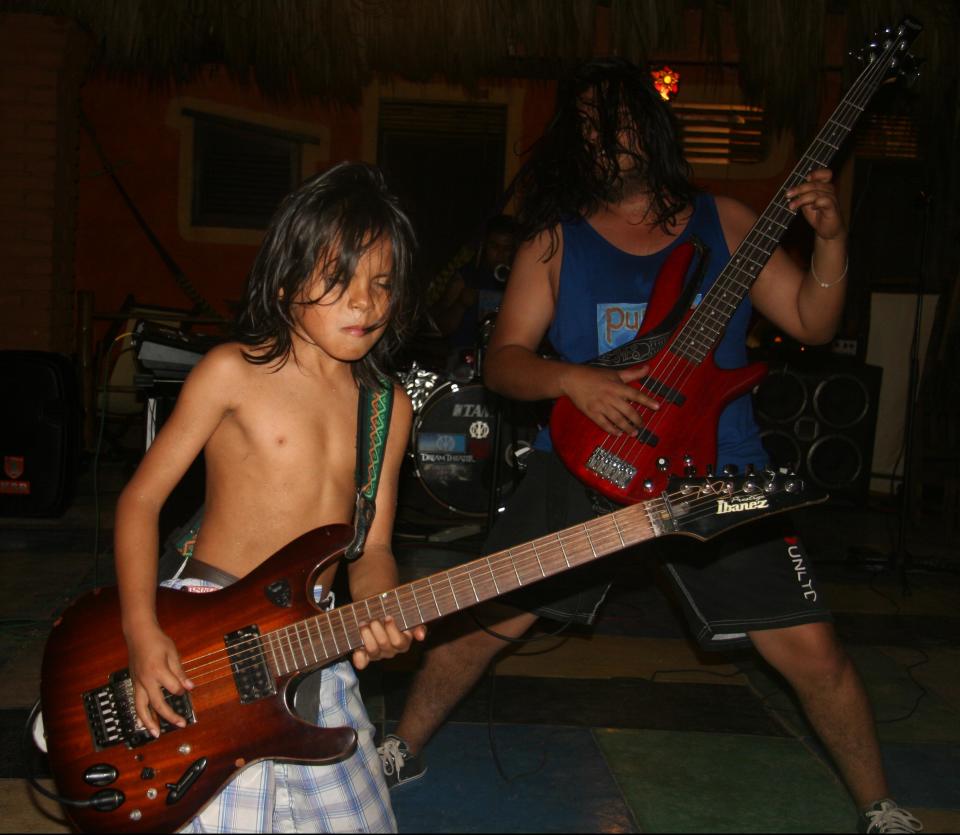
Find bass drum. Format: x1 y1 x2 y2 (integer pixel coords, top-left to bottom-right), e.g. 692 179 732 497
412 381 539 517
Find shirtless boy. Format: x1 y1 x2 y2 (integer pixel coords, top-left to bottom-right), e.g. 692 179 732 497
114 162 425 833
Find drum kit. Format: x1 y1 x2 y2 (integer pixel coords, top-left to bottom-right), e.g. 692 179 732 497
395 312 541 520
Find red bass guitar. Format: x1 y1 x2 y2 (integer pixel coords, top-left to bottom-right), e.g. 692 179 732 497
40 472 821 833
550 18 922 504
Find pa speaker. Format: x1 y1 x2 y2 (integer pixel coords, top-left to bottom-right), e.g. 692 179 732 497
752 358 882 504
0 351 81 517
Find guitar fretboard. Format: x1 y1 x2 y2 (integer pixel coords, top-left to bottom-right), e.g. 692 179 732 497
261 497 665 677
671 37 905 365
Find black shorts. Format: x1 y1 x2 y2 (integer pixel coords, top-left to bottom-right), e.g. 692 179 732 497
489 450 831 646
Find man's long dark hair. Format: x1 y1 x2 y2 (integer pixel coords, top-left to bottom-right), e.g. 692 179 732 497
516 57 697 254
235 162 417 388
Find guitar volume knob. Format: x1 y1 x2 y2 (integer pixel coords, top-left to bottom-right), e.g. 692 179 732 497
656 457 670 472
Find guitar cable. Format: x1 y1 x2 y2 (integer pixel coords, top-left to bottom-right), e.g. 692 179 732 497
21 700 126 812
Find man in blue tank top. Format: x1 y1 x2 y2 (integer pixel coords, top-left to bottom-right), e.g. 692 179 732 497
379 58 920 835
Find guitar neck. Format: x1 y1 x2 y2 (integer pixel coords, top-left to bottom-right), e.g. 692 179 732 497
261 497 670 676
672 38 901 365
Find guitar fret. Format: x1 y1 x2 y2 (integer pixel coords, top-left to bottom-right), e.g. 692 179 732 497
327 618 341 656
583 524 598 558
410 584 425 624
510 548 523 586
265 632 282 676
531 541 547 575
446 572 462 607
467 571 480 603
426 577 442 618
314 617 330 660
303 623 320 664
612 514 626 548
350 606 363 647
294 622 310 668
283 629 297 671
487 557 501 595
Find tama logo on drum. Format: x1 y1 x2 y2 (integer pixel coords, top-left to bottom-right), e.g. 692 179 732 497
452 403 492 418
716 496 769 514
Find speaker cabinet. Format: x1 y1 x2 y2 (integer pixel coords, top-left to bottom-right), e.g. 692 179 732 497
752 358 882 504
0 351 81 517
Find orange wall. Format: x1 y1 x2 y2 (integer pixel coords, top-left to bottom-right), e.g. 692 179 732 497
76 70 363 325
75 60 844 336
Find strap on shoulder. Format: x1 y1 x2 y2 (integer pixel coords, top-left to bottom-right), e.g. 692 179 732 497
344 378 394 562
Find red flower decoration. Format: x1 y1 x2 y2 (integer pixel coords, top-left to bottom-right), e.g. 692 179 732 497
652 66 680 101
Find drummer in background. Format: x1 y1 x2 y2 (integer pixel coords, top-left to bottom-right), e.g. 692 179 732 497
431 215 518 378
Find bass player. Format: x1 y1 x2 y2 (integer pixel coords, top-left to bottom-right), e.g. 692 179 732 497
378 57 921 835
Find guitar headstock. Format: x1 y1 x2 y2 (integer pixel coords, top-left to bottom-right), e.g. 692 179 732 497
852 17 923 86
659 468 827 542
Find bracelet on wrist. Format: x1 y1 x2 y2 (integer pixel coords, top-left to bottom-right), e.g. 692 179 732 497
811 254 848 288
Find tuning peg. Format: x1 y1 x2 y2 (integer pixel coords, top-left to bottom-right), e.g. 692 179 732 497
763 469 779 493
785 476 804 493
722 464 738 477
705 464 715 479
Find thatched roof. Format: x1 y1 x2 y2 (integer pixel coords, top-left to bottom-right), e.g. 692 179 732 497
1 1 952 133
5 0 958 222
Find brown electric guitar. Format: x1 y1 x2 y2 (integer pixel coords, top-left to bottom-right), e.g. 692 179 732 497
39 471 824 833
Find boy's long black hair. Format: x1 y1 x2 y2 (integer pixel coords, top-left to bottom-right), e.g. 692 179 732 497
235 162 417 389
516 57 697 254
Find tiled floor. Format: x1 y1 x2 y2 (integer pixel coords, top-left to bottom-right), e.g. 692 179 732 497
1 458 958 833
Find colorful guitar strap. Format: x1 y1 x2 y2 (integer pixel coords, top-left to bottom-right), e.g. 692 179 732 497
344 377 394 562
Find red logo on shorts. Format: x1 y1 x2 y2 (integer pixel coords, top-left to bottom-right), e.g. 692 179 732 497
4 456 24 479
783 535 799 546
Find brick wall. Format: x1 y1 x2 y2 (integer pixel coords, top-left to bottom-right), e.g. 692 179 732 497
0 13 91 352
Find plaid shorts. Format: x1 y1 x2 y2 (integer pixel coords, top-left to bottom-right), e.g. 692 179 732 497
161 577 397 834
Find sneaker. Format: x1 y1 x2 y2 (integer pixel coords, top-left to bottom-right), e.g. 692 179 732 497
377 734 427 789
860 799 923 833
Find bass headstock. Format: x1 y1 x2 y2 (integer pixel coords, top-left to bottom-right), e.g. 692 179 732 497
852 17 923 87
658 467 828 542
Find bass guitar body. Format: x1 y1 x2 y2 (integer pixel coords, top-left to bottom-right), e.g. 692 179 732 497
550 239 767 503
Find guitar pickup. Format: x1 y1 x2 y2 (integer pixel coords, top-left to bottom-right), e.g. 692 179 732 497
586 448 637 488
639 376 686 406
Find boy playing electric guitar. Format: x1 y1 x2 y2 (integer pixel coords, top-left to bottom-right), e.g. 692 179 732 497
114 162 425 833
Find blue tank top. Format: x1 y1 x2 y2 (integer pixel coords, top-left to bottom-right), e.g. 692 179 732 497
535 192 768 471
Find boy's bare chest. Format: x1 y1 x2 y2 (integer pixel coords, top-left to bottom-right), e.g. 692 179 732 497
217 382 359 487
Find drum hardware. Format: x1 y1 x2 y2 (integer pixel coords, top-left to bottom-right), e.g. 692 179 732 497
409 380 538 519
396 362 442 414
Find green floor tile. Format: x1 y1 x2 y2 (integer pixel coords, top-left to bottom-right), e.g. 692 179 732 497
594 728 856 833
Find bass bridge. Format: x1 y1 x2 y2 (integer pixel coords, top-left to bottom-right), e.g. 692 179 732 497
586 448 638 489
83 669 195 750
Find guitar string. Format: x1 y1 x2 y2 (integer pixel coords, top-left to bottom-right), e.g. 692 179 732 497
179 482 785 685
175 482 706 678
594 40 899 472
178 44 919 690
605 43 894 467
609 41 894 464
604 41 894 467
176 484 784 688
